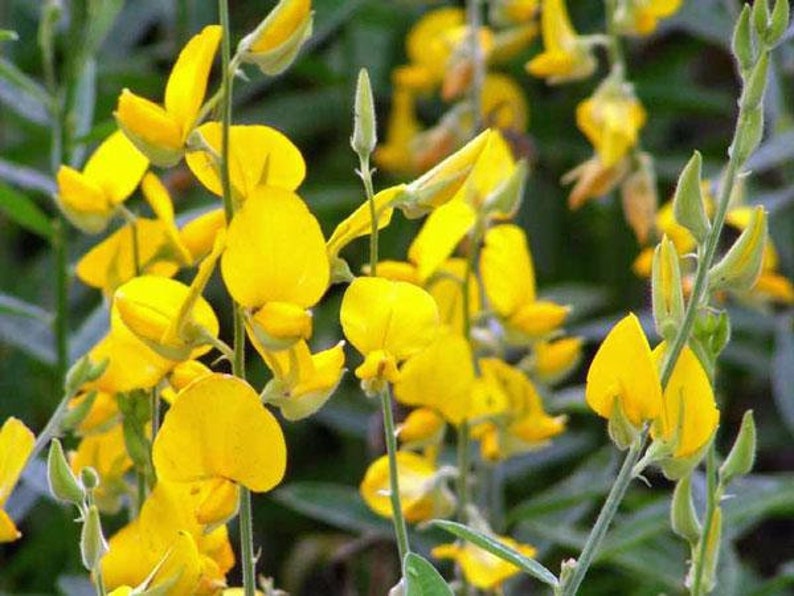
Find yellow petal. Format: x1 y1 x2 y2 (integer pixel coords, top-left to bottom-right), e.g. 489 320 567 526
141 173 193 266
533 337 583 384
481 73 529 131
508 300 570 339
186 123 306 200
585 313 662 427
248 0 311 53
651 344 719 458
432 535 536 590
179 207 226 263
221 186 329 309
83 130 149 205
153 374 287 492
148 531 203 596
248 301 312 351
326 185 402 261
427 258 480 334
399 408 445 444
0 417 35 517
480 224 536 316
115 89 185 166
165 25 222 138
393 330 475 425
405 7 465 85
56 166 111 233
195 478 240 526
408 197 476 281
341 277 440 362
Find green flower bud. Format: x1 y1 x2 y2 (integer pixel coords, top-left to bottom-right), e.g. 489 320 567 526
720 410 756 484
752 0 771 38
708 205 767 291
64 356 93 398
732 5 756 74
80 466 101 491
766 0 790 46
671 473 702 545
709 310 731 358
351 68 377 159
47 439 85 505
741 52 770 111
60 390 98 432
80 504 108 571
483 159 527 219
652 236 685 341
731 105 764 164
673 151 710 244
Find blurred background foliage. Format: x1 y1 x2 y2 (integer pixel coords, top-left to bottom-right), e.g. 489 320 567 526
0 0 792 594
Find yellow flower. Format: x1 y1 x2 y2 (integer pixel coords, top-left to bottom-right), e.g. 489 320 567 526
399 408 446 447
239 0 313 76
153 374 287 493
179 207 226 263
526 0 597 84
68 391 119 435
55 131 149 233
360 450 455 523
481 73 529 131
140 173 194 266
256 339 346 421
115 25 222 167
393 329 475 426
340 277 439 389
576 79 647 168
480 224 569 342
0 417 35 543
427 258 481 334
432 533 537 590
563 154 630 210
585 313 663 427
102 480 234 595
531 337 583 384
651 344 719 458
490 0 540 26
399 7 465 93
615 0 683 36
221 186 329 350
161 360 214 404
471 358 566 461
75 217 181 297
186 122 306 204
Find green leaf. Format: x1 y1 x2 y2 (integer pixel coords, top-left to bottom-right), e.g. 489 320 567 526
747 130 794 172
0 57 51 125
771 315 794 435
0 292 55 365
0 158 56 195
429 520 558 587
404 553 454 596
0 30 18 42
0 182 53 238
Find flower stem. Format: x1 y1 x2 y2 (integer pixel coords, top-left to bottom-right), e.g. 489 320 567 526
358 153 378 276
466 0 485 132
380 384 411 568
218 2 254 594
690 444 719 596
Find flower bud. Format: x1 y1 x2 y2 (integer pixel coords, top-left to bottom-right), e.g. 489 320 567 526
80 504 108 571
731 105 764 164
61 390 98 431
741 52 769 111
47 439 85 505
732 5 755 74
719 410 756 484
64 355 94 398
483 159 527 218
652 236 685 341
752 0 771 39
670 473 701 545
766 0 790 47
351 68 377 159
80 466 100 491
238 0 313 76
673 151 710 244
708 205 767 291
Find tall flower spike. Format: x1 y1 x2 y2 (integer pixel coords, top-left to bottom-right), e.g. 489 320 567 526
526 0 597 84
115 25 222 167
585 313 663 435
340 277 439 395
0 418 35 543
153 374 287 492
56 131 149 233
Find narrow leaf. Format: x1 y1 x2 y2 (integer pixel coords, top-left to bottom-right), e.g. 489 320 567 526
430 520 558 587
0 57 51 124
404 553 454 596
0 182 53 238
0 158 57 195
0 292 55 365
771 315 794 435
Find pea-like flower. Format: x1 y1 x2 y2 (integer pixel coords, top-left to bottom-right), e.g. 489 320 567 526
0 417 35 543
55 131 148 233
238 0 314 76
341 277 440 395
115 26 222 167
615 0 683 36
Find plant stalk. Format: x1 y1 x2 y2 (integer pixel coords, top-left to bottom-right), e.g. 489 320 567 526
380 385 411 567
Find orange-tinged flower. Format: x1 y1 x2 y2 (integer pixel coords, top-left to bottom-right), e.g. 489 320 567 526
56 131 149 233
360 451 455 523
432 533 537 590
186 123 305 203
0 417 35 543
564 154 630 210
153 374 287 493
576 79 647 168
115 26 222 167
526 0 596 83
341 277 439 387
585 313 663 427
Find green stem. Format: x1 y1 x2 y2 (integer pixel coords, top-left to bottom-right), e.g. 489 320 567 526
358 153 378 276
561 41 767 596
466 0 485 132
218 2 254 593
604 0 627 75
691 444 719 596
560 437 644 596
150 387 161 440
380 385 411 568
53 219 69 384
